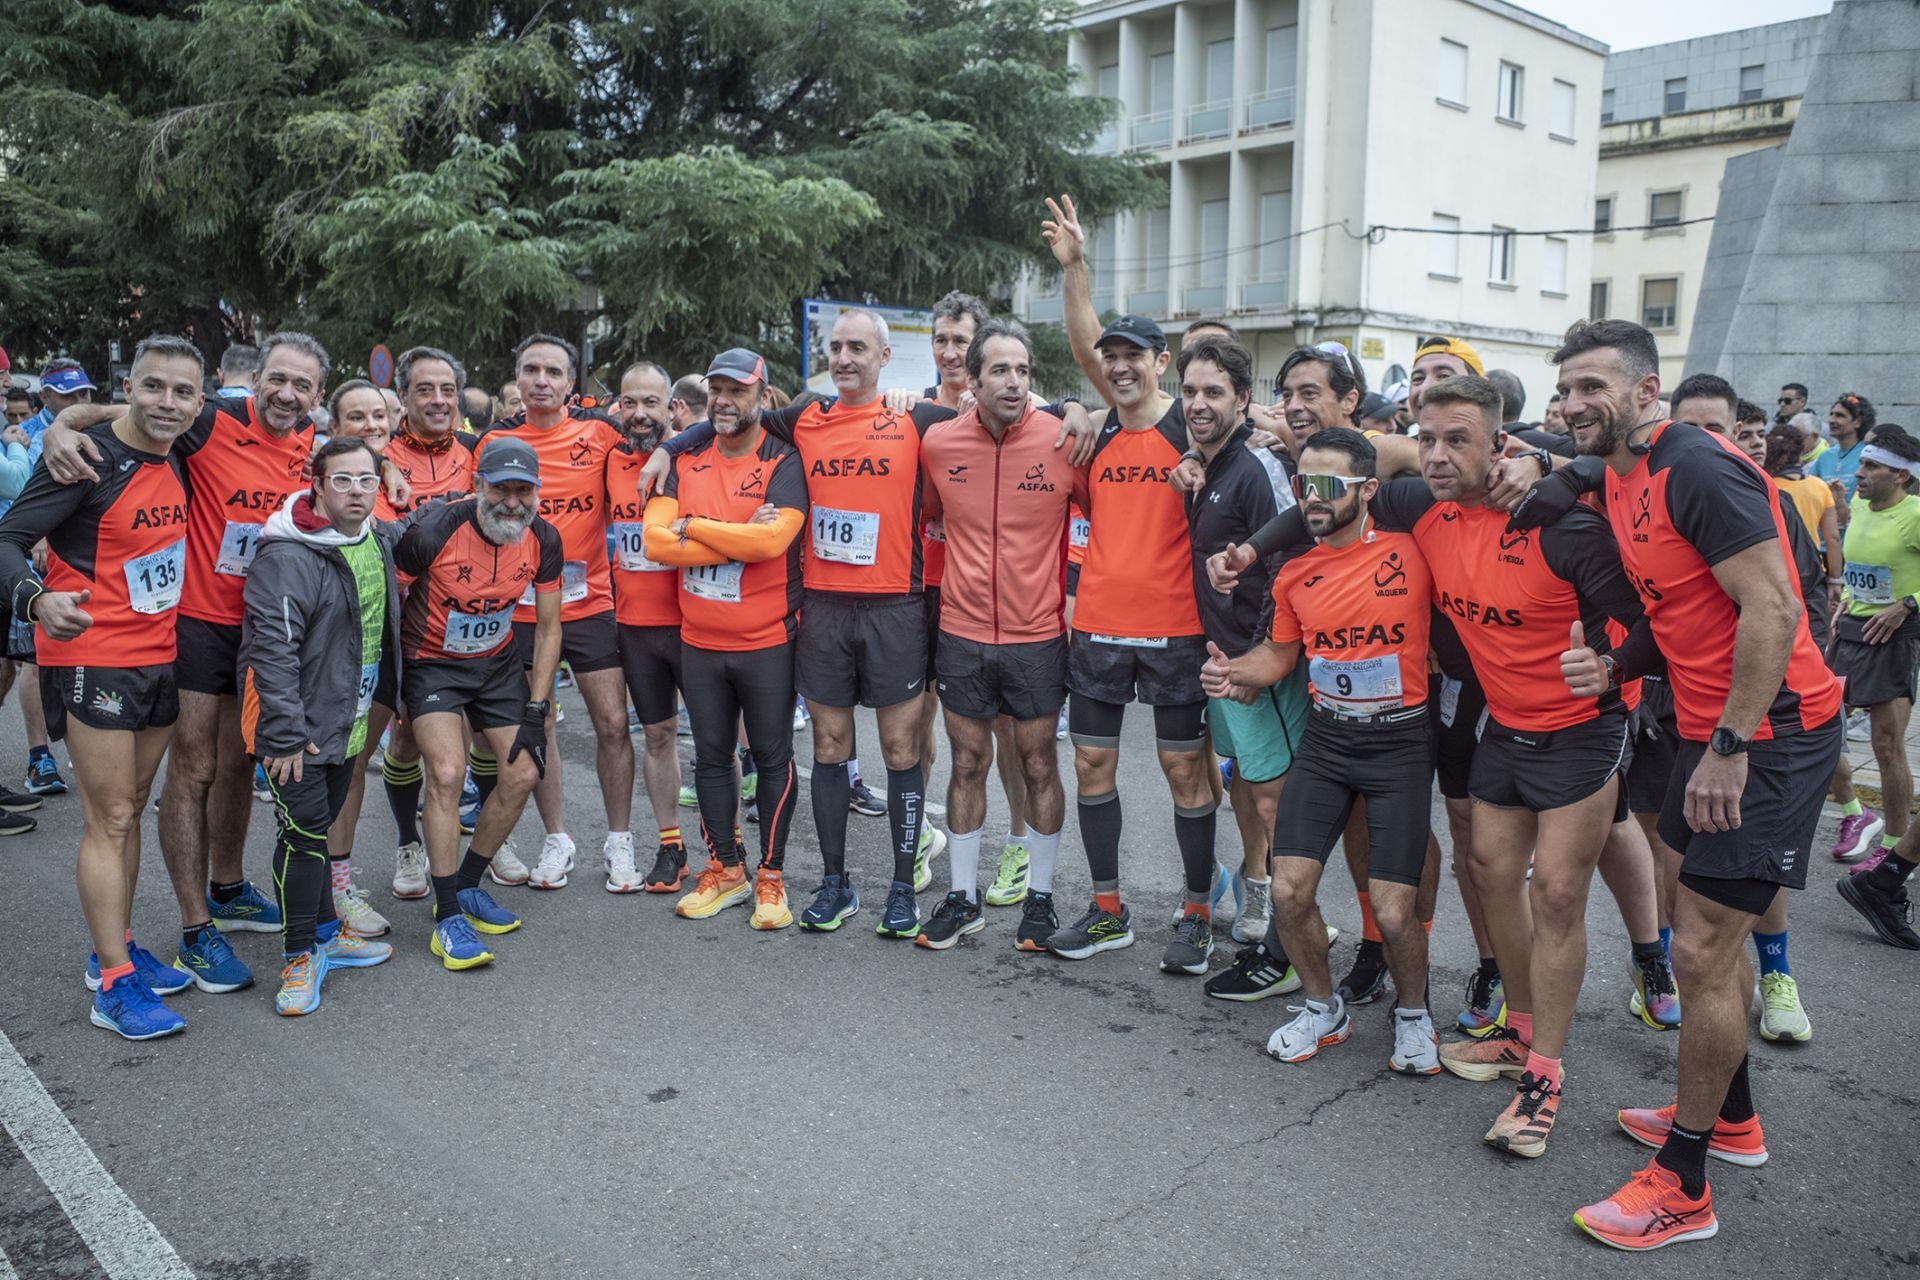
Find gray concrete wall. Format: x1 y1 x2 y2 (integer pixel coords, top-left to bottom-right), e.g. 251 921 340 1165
1683 144 1785 381
1604 15 1825 123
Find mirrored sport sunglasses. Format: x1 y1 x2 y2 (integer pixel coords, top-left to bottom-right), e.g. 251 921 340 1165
1292 473 1368 501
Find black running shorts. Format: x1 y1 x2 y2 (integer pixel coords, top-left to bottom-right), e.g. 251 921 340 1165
618 624 683 726
174 615 242 698
1470 709 1629 822
41 664 179 733
1271 713 1434 886
1431 673 1488 802
796 591 926 709
936 631 1067 723
1830 613 1920 708
403 652 529 732
512 610 620 679
1066 629 1207 707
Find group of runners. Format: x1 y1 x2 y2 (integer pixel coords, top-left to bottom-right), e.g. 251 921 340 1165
3 192 1914 1256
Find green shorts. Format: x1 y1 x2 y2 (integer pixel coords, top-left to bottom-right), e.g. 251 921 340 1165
1208 666 1308 783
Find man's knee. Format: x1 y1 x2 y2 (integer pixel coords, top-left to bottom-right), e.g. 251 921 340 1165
642 723 677 756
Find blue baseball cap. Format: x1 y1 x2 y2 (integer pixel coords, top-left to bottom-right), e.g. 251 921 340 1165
40 361 97 396
1096 314 1166 353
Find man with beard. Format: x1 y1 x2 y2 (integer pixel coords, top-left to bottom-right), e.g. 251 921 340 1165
393 439 563 969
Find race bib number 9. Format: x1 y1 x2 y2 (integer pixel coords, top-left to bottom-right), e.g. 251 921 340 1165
682 561 744 603
611 523 670 573
812 507 880 565
215 521 263 577
1308 654 1404 715
125 540 186 615
444 604 514 655
1845 561 1895 606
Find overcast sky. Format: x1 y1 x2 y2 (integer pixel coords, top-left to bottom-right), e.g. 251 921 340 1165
1519 0 1834 51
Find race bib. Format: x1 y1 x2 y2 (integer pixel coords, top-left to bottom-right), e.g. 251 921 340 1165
610 523 671 573
682 561 744 603
443 603 514 655
1308 654 1404 715
356 662 379 717
1438 675 1461 728
812 507 880 565
923 518 945 545
214 521 263 577
1070 515 1091 550
1845 560 1895 606
124 540 185 615
521 560 590 606
1090 633 1169 649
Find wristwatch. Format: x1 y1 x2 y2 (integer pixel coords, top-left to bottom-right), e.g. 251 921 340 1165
1598 653 1621 691
1709 727 1749 757
1519 448 1555 477
1902 595 1918 614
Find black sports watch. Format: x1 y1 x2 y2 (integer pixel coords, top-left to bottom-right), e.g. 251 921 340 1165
1709 727 1749 757
1902 594 1918 614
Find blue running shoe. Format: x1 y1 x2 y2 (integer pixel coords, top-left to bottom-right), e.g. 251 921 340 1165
173 927 255 993
448 886 520 934
252 763 273 801
1219 758 1235 789
24 752 67 796
275 947 329 1017
875 879 920 939
315 920 393 969
460 771 481 834
86 945 194 995
208 881 282 934
798 874 860 931
431 915 494 970
90 977 185 1041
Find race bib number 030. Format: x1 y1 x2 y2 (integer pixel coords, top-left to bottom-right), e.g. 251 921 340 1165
1845 561 1895 606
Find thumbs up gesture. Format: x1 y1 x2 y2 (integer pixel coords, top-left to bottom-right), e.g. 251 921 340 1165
1559 619 1612 698
1200 639 1237 700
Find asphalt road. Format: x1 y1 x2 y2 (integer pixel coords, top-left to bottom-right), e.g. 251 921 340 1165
0 692 1915 1279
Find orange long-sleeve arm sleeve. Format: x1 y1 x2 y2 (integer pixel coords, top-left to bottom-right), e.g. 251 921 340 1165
685 508 805 563
642 495 728 567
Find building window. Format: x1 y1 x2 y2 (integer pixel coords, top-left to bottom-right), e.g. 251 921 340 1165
1590 280 1611 321
1430 214 1461 277
1594 197 1613 234
1497 62 1524 122
1740 64 1765 102
1642 277 1679 330
1543 237 1568 295
1439 40 1468 108
1664 77 1687 113
1488 226 1515 285
1550 79 1576 139
1649 189 1684 228
1600 87 1614 122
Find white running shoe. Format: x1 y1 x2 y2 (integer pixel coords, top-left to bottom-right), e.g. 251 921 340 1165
529 833 576 889
1233 875 1273 944
489 839 530 886
1389 1008 1442 1075
391 842 429 900
1266 996 1351 1063
334 884 392 937
604 831 641 893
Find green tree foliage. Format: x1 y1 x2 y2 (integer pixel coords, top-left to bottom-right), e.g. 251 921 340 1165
0 0 1150 390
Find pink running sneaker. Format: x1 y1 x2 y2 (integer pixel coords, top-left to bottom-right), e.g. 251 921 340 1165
1850 844 1891 876
1832 810 1885 862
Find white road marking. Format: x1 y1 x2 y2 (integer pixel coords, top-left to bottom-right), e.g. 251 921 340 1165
0 1029 195 1279
0 1241 18 1279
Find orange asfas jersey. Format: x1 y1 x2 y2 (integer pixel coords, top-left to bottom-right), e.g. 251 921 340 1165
659 432 808 651
385 427 477 513
1071 407 1202 640
176 397 313 627
606 442 681 628
393 500 564 663
1270 527 1432 717
474 412 624 623
1607 421 1842 742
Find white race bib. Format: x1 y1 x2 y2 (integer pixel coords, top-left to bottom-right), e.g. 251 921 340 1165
682 561 744 603
443 604 514 655
214 521 263 577
1070 515 1091 550
1845 560 1895 606
356 662 379 717
1438 675 1461 728
1308 654 1404 715
124 540 185 615
923 518 945 544
611 523 671 573
812 506 880 565
521 560 590 606
1090 633 1169 649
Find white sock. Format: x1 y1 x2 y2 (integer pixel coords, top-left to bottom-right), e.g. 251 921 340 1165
1026 828 1061 894
949 828 984 901
847 756 862 785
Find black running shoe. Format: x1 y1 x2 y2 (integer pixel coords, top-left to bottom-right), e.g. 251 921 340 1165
0 810 35 836
1015 891 1058 952
642 842 687 894
1837 873 1920 950
1160 911 1214 975
1203 940 1299 1001
916 891 984 950
1337 938 1388 1005
849 780 886 817
1046 901 1134 960
0 785 42 814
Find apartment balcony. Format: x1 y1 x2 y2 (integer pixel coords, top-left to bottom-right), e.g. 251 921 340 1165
1238 275 1290 310
1028 293 1064 323
1127 288 1167 316
1090 121 1119 155
1184 99 1232 143
1243 87 1296 134
1090 287 1116 314
1182 284 1226 314
1127 110 1172 152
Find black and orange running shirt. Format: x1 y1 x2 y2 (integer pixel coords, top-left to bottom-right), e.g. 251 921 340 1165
473 412 624 624
385 428 477 512
658 432 808 651
1072 404 1203 641
393 500 564 663
174 397 313 627
606 443 681 628
1606 421 1843 742
1269 526 1431 716
0 423 188 667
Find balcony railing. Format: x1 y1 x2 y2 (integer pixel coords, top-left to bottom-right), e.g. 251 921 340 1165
1238 275 1290 309
1127 289 1167 316
1244 86 1297 134
1183 284 1226 313
1027 293 1064 323
1090 121 1119 155
1127 110 1172 152
1184 99 1232 143
1090 288 1116 315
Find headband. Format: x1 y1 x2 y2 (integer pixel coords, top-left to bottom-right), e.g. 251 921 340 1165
1413 336 1485 377
1860 443 1918 476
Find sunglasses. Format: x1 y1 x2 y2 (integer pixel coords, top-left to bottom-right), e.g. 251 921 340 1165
1292 473 1369 501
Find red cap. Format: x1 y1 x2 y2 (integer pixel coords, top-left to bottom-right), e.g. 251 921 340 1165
0 346 10 372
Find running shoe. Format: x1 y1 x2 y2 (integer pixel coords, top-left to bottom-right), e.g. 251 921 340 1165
912 827 946 893
173 928 254 993
449 886 521 934
555 663 576 690
1617 1103 1768 1166
430 915 494 970
604 831 642 893
1015 891 1058 952
1850 844 1890 876
252 764 273 800
1161 910 1213 975
1831 809 1885 861
1170 865 1235 927
985 842 1029 906
1439 1025 1529 1082
86 945 193 995
740 770 759 805
90 977 185 1041
1336 938 1387 1005
675 861 750 919
391 842 430 900
643 842 688 893
917 891 985 950
1573 1161 1717 1251
849 780 886 817
23 752 67 795
799 874 860 931
1232 876 1272 944
459 798 480 836
333 885 392 938
676 705 692 736
1485 1071 1560 1157
677 783 697 807
1845 707 1870 741
875 880 921 938
1055 707 1067 740
750 868 792 930
1458 968 1505 1037
744 796 758 825
1046 902 1134 960
489 839 531 887
793 699 811 731
1266 997 1351 1063
529 833 576 889
1390 1008 1442 1075
0 810 34 836
1757 972 1812 1042
1631 951 1682 1029
317 926 392 968
1219 758 1234 790
208 881 282 934
275 948 330 1017
1204 940 1299 1001
0 784 42 813
1836 872 1920 949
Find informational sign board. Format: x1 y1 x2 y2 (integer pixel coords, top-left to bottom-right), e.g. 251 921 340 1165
801 300 942 398
368 343 394 389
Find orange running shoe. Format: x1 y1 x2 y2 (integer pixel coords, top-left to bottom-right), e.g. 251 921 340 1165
1485 1071 1560 1158
1573 1160 1718 1251
1439 1025 1529 1082
1617 1104 1768 1167
674 861 750 919
750 868 792 931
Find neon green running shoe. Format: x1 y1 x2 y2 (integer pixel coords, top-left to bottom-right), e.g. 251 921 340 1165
985 842 1030 906
912 827 946 892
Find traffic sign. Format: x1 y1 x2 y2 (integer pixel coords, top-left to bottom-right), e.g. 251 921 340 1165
369 343 394 388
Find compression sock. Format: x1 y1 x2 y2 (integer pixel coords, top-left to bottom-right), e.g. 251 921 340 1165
1752 930 1790 977
1027 828 1061 894
1174 802 1217 902
210 879 246 904
847 757 863 787
1358 891 1382 944
949 828 984 901
454 849 492 892
812 762 852 877
1866 851 1919 891
1655 1123 1711 1199
1078 790 1122 884
886 765 924 884
383 752 423 846
431 873 461 924
469 748 498 809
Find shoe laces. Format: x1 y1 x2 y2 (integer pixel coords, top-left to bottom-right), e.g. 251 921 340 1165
282 953 317 987
441 915 480 947
1637 952 1677 998
994 845 1025 883
692 862 735 894
1610 1162 1683 1213
1758 972 1796 1009
755 870 784 906
1511 1071 1558 1118
1464 967 1495 1011
1021 894 1057 929
1172 911 1210 949
885 882 916 915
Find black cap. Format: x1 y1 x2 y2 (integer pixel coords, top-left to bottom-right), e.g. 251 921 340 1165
1096 314 1166 353
705 348 767 386
477 437 542 487
1358 393 1397 422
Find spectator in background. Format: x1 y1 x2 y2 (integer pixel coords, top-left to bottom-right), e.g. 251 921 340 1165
216 344 259 399
668 374 708 433
17 360 95 471
1385 380 1413 431
1357 392 1398 434
1485 368 1526 427
4 388 30 428
1542 392 1568 437
496 379 523 419
1776 381 1822 438
461 386 493 431
1813 392 1874 510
